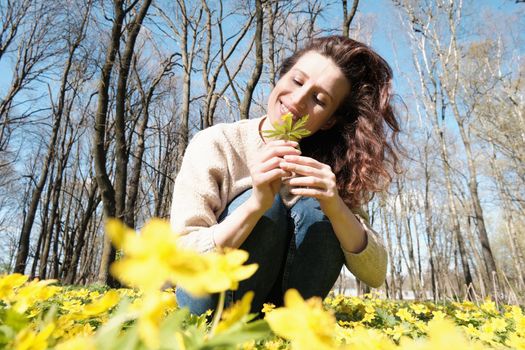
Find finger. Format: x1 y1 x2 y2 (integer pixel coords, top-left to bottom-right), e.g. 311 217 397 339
257 168 289 184
279 161 322 177
260 146 301 162
266 139 299 148
257 156 283 172
282 155 325 169
286 176 325 189
289 187 324 198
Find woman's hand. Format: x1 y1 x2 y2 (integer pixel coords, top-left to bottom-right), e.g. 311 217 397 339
249 140 300 212
280 155 343 217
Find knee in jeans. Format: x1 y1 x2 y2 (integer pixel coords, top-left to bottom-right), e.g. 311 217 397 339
263 194 287 223
291 197 326 225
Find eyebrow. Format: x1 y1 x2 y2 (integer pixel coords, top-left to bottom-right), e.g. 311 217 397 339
292 68 334 102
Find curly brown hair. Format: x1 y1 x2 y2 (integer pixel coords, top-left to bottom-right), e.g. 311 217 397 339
279 36 401 209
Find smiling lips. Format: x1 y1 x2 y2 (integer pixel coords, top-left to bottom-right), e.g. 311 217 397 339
279 100 301 120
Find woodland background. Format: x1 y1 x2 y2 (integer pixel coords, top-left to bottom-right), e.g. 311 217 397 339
0 0 523 303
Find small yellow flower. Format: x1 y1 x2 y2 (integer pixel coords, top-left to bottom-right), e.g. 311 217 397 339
489 318 507 333
414 320 427 333
216 291 254 333
240 339 256 350
265 289 336 350
340 326 397 349
384 324 410 341
263 340 286 350
409 303 428 315
454 310 471 322
431 310 446 321
463 323 480 337
262 302 276 314
396 308 416 323
81 290 120 316
481 320 495 334
480 299 498 314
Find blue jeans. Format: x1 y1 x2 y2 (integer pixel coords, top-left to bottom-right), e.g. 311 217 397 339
176 189 345 315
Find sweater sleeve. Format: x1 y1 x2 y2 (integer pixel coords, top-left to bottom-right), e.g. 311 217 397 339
170 130 227 253
341 208 388 288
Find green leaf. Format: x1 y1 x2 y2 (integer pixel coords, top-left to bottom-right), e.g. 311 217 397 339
113 323 140 350
4 309 28 332
375 308 397 327
203 318 271 349
262 113 311 142
0 325 15 347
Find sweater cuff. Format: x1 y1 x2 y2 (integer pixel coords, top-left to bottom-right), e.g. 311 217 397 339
176 226 217 253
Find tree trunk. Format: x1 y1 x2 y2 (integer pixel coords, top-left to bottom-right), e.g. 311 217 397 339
239 0 263 120
342 0 359 38
93 0 125 285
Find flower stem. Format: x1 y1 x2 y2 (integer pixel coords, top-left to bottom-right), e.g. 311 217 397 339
209 291 225 336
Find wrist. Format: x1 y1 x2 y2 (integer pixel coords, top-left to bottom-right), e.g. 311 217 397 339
245 194 269 216
323 196 346 220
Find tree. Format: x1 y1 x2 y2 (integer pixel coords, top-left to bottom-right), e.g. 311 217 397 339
93 0 153 285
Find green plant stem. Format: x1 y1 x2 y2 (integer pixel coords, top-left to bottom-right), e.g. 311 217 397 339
209 291 225 336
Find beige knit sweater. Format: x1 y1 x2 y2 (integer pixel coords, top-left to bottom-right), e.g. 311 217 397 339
170 117 387 288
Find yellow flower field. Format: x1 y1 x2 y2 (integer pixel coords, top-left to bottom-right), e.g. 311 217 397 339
1 219 523 349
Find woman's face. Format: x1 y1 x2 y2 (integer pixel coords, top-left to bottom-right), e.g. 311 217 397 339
266 51 350 135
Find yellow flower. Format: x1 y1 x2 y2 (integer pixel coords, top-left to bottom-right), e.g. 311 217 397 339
409 303 428 315
489 318 507 333
396 308 416 323
480 299 498 314
136 291 177 350
216 291 254 333
262 302 276 314
463 323 480 337
263 340 286 350
13 323 55 350
384 324 409 341
81 290 120 316
60 300 83 314
0 273 28 300
107 218 182 292
240 340 256 350
55 336 96 350
454 310 471 322
400 318 486 350
265 289 336 350
13 279 59 313
339 326 397 350
362 313 375 323
506 333 525 349
178 249 258 296
431 310 446 321
480 321 496 341
107 219 257 296
414 320 427 333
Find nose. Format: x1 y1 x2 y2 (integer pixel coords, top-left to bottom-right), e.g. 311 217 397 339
290 86 308 113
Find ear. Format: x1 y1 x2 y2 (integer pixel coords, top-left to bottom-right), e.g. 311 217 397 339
320 117 337 130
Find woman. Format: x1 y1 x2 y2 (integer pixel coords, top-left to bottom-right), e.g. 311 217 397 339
170 36 400 315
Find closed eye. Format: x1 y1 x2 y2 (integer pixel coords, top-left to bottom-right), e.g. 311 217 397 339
313 94 326 106
293 78 303 86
